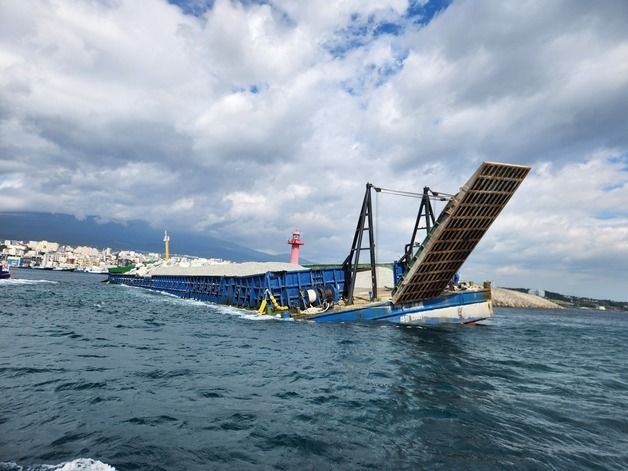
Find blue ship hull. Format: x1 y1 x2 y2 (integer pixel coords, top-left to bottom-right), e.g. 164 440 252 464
108 270 492 326
309 290 492 325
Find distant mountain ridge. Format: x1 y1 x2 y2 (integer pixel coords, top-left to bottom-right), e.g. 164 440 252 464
0 212 294 263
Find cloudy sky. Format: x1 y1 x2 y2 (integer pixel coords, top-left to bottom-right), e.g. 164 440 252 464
1 0 627 299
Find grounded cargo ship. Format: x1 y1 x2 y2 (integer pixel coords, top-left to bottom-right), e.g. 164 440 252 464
108 162 530 325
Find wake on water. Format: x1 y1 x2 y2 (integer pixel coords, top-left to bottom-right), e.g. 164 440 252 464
0 458 115 471
115 283 284 321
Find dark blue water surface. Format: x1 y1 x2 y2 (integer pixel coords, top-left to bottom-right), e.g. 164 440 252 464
1 269 627 470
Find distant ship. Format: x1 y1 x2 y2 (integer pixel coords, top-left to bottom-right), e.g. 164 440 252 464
77 266 109 274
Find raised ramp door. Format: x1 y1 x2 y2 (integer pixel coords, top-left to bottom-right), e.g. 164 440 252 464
392 162 531 305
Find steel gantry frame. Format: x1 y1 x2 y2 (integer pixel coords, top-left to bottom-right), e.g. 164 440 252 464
397 187 442 266
341 184 451 305
342 183 378 305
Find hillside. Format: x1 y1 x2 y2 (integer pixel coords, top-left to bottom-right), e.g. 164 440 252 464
544 290 628 311
0 211 292 263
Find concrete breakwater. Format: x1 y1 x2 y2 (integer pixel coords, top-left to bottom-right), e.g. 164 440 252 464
492 287 562 309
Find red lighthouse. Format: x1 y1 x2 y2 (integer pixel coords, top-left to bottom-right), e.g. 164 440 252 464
288 230 304 265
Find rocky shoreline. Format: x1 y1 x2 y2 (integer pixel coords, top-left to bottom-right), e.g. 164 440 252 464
492 287 562 309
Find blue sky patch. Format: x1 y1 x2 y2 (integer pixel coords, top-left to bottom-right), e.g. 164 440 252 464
602 182 625 192
167 0 214 16
168 0 295 27
230 83 268 95
249 83 268 94
594 210 625 220
325 0 452 60
608 153 628 173
374 22 403 36
167 0 453 25
407 0 453 25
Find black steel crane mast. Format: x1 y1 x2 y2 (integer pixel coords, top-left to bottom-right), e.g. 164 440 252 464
342 184 450 305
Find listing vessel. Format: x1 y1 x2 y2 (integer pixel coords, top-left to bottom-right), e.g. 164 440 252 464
108 162 530 325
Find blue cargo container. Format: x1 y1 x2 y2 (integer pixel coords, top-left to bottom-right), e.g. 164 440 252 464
108 267 345 311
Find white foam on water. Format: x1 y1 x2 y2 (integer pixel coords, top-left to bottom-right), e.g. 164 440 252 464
155 290 195 301
52 459 116 471
115 282 290 321
0 459 115 471
115 284 179 301
212 303 279 321
126 287 213 307
160 294 282 321
0 278 58 286
153 295 275 321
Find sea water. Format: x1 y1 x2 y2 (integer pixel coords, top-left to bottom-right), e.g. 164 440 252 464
1 269 627 470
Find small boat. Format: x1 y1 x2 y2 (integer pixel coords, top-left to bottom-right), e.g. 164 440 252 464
77 266 109 274
0 267 11 279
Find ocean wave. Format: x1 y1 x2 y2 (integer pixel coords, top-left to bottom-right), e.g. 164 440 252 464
0 279 58 285
0 458 115 471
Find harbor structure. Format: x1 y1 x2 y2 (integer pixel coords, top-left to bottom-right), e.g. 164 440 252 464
108 162 531 325
288 230 304 265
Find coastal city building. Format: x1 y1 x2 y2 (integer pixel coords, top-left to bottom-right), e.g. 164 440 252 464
0 238 228 274
0 239 157 271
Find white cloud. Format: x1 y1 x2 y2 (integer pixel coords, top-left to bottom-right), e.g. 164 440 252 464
223 191 270 218
1 0 627 298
